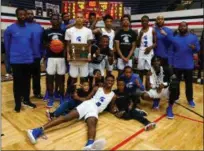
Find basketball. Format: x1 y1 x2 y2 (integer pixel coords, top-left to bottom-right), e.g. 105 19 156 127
50 40 64 53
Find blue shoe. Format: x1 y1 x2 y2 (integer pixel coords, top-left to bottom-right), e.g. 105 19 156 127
43 91 49 102
54 91 60 100
27 128 43 144
152 99 160 109
166 106 174 119
188 100 195 108
60 96 64 105
47 97 54 108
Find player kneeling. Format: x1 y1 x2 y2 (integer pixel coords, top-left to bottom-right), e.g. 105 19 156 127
141 56 179 119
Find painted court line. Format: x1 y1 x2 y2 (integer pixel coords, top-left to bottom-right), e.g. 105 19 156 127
110 114 166 151
175 114 204 124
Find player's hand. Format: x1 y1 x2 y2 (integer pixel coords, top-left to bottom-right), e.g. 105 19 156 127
135 79 141 88
115 111 125 118
112 105 119 113
144 47 152 54
157 84 164 93
67 54 70 61
189 44 196 50
160 28 167 36
122 57 129 63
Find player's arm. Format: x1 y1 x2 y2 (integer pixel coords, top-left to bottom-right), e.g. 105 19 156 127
127 41 136 60
152 28 157 49
42 30 49 49
66 40 71 61
65 29 71 60
115 40 126 61
85 86 99 100
92 28 102 35
109 95 119 114
137 29 143 47
3 27 11 59
146 71 152 91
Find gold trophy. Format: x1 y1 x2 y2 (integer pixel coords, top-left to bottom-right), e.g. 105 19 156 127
69 43 89 61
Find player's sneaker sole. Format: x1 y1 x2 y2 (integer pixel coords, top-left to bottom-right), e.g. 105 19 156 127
27 129 37 144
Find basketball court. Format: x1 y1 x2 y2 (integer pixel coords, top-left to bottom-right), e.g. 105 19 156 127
1 72 203 150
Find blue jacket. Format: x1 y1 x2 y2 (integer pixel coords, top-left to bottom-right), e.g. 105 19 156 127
4 23 34 64
26 22 44 59
168 33 200 69
154 26 173 59
120 73 145 93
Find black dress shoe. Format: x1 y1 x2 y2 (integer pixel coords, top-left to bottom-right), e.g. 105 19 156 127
14 107 20 113
22 101 37 108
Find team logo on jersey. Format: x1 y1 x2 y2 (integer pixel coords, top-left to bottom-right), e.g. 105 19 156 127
76 36 81 42
126 82 133 88
52 35 59 40
99 97 105 102
123 36 129 43
144 35 147 40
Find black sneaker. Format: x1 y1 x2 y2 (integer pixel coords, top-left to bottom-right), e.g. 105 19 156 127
14 107 20 113
23 101 37 108
34 94 43 99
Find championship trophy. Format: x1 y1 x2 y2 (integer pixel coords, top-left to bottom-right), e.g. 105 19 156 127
69 43 89 61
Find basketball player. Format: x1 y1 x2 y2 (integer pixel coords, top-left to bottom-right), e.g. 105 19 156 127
154 15 173 83
141 56 179 119
43 14 66 108
65 12 93 85
89 35 114 82
137 15 157 81
92 14 115 75
113 78 156 131
60 12 75 31
26 9 44 99
27 75 116 150
120 66 145 107
4 8 36 112
160 22 200 107
115 14 137 76
46 79 93 121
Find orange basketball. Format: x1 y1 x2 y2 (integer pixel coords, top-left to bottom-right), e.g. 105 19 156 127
50 40 64 53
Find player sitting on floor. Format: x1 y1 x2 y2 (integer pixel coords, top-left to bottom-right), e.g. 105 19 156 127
27 75 117 150
46 79 93 121
91 69 104 88
120 66 145 107
112 78 156 131
141 56 179 119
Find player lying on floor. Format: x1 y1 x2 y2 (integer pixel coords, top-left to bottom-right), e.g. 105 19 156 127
46 79 94 121
27 75 117 150
111 78 156 131
141 56 179 119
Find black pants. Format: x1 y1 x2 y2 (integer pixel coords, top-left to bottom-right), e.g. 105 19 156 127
31 58 41 95
174 68 193 102
122 109 150 126
160 58 171 83
11 64 31 110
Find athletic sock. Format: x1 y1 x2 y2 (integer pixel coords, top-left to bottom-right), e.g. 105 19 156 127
85 139 94 146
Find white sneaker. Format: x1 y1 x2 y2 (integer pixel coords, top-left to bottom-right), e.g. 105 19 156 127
175 99 179 103
83 144 93 151
91 139 106 150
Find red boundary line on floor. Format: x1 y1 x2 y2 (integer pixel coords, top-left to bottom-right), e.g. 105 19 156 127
110 114 166 151
175 114 204 123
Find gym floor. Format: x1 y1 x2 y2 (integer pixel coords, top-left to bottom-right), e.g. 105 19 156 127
1 72 203 150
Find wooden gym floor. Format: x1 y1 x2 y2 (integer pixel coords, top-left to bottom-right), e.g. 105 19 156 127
1 71 203 150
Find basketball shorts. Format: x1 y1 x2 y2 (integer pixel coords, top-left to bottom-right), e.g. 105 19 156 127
69 62 88 78
137 49 154 70
146 87 169 99
76 100 99 120
117 58 133 70
89 63 104 76
46 58 66 75
101 56 113 72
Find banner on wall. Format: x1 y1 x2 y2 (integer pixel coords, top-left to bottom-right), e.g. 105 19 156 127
46 3 53 17
124 7 131 15
35 1 43 16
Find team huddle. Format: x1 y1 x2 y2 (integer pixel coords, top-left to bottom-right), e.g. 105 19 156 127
4 7 200 150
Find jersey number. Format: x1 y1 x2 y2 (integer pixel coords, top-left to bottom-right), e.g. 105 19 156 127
143 35 148 47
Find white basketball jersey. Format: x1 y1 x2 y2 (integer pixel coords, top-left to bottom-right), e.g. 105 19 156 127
65 26 93 44
101 28 115 50
149 67 164 88
92 87 115 113
138 27 153 50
